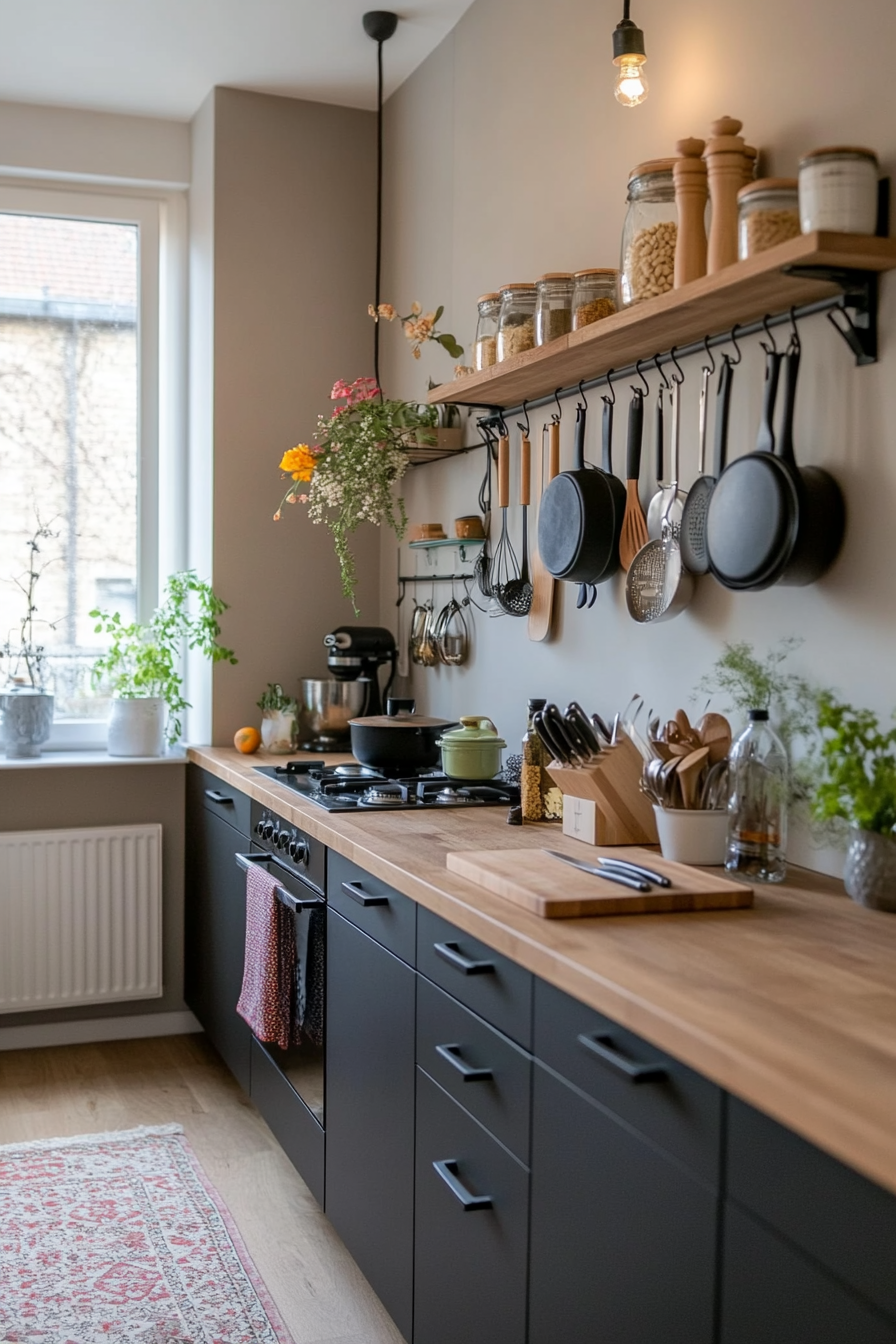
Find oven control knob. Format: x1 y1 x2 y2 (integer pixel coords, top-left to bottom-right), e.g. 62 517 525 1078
254 820 265 837
276 830 290 850
262 820 275 841
288 838 309 865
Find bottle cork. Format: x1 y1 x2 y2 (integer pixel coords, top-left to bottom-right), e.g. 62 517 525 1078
673 137 708 287
703 117 748 274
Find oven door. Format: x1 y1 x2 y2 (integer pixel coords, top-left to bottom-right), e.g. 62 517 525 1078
235 851 326 1128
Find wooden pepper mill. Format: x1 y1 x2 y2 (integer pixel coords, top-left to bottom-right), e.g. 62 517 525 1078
673 137 708 287
703 116 748 273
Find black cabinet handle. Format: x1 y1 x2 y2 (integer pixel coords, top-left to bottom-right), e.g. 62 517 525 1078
577 1032 667 1084
434 941 495 976
204 789 233 805
341 880 389 908
435 1043 493 1083
432 1159 493 1211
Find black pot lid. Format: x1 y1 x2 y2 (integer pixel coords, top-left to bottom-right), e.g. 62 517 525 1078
350 713 453 729
706 457 798 586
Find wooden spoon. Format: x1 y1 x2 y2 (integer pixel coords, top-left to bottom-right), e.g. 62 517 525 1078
619 391 649 570
677 746 710 810
696 712 732 764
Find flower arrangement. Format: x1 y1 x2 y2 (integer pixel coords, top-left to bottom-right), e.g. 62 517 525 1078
275 377 437 611
0 520 59 691
369 301 464 361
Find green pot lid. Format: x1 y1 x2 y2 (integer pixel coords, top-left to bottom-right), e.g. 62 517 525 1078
438 716 506 747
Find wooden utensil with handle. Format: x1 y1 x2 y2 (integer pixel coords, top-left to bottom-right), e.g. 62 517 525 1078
528 420 560 642
619 390 649 570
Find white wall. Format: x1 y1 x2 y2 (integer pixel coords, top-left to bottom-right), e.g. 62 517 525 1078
379 0 896 872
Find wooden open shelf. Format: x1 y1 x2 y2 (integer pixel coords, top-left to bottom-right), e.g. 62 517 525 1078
429 232 896 411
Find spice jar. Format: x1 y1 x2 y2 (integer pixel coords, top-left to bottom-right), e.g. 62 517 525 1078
535 274 574 346
799 147 879 235
738 179 801 258
496 283 537 361
521 698 560 822
571 269 618 329
473 292 501 371
620 160 678 306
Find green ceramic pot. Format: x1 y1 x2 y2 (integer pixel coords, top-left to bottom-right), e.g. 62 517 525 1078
438 716 506 780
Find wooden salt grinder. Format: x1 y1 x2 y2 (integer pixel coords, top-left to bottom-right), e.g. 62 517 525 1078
703 116 748 274
673 138 708 287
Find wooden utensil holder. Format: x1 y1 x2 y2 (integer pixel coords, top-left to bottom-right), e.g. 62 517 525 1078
547 732 658 846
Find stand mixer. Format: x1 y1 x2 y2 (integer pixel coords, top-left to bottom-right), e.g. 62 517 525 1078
298 627 397 750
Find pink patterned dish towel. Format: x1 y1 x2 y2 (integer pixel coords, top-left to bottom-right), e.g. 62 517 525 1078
236 863 298 1049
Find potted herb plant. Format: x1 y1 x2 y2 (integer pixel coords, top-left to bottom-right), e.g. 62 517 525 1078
91 570 237 756
257 683 298 754
811 693 896 911
0 522 57 758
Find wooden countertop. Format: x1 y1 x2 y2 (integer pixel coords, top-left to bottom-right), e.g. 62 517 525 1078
190 745 896 1197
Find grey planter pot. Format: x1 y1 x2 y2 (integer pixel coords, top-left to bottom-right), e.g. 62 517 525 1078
843 828 896 913
1 689 54 758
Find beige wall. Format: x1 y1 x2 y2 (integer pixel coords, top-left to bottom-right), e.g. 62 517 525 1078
380 0 896 872
191 88 381 744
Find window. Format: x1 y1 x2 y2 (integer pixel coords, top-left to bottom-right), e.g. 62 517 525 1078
0 184 164 741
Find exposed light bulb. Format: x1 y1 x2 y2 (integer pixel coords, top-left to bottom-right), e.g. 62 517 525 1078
614 54 649 107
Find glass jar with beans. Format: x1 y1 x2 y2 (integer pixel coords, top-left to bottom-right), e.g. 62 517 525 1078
738 179 801 258
473 292 501 370
571 269 618 329
620 159 678 306
496 283 537 362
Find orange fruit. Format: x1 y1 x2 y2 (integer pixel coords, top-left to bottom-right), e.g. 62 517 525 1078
234 726 261 754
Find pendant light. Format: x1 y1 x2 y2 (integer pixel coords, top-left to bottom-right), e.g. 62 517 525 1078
363 10 398 388
612 0 649 107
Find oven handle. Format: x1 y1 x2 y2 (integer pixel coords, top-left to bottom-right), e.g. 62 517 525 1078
235 852 324 911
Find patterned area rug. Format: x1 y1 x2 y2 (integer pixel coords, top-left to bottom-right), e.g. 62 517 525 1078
0 1124 295 1344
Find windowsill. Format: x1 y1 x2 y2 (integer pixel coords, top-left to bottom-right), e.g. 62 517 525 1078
0 749 187 769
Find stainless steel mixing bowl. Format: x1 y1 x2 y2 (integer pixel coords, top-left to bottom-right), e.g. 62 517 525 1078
299 678 367 746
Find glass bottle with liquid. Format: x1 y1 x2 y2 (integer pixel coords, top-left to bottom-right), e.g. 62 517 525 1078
725 709 788 882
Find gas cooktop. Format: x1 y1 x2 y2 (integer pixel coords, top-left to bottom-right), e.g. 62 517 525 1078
254 762 519 812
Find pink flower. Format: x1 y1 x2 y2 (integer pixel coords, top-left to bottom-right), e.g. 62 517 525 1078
273 510 281 521
331 379 351 401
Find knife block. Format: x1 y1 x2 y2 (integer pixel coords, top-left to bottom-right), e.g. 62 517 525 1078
546 732 658 846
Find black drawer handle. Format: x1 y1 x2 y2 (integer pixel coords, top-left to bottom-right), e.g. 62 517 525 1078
433 1159 493 1211
435 1043 494 1083
341 880 389 908
577 1032 667 1084
434 941 495 976
205 789 233 805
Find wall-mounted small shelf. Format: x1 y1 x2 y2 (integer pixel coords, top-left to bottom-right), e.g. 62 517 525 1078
428 232 896 413
409 537 485 563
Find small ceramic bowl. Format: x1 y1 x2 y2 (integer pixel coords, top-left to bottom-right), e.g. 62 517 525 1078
454 515 486 540
653 806 729 866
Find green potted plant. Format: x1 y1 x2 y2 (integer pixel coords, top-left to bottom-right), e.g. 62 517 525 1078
811 693 896 911
0 522 57 758
257 682 298 754
91 570 237 756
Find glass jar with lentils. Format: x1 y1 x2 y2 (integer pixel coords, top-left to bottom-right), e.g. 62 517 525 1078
572 269 618 329
496 283 537 362
620 159 678 306
473 292 501 371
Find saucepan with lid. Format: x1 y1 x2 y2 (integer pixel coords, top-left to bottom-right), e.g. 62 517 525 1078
349 698 456 773
437 717 507 780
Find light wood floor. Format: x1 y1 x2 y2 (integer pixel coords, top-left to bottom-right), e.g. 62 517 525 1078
0 1033 405 1344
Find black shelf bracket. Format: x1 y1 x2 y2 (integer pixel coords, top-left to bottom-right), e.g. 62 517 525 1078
780 265 879 366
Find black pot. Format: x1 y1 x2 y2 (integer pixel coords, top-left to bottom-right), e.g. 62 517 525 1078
349 698 455 773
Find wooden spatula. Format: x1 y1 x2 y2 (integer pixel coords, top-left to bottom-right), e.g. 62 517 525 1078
619 391 649 570
528 420 560 642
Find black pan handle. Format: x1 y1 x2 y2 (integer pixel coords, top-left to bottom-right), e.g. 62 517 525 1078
755 348 783 455
626 392 644 481
776 347 801 469
601 397 615 474
654 386 664 481
574 402 587 471
713 357 734 479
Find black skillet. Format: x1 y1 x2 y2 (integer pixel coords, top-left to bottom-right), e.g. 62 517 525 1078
538 399 618 598
706 345 845 590
577 393 626 607
680 355 734 575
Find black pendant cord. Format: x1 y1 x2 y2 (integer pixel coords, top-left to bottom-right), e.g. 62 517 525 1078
373 34 384 391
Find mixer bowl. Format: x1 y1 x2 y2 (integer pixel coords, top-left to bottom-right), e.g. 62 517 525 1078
299 678 367 746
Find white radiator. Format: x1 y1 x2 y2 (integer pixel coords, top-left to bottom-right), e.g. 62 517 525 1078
0 824 163 1013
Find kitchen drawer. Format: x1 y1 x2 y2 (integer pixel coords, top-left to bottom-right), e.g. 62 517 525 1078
250 1037 325 1209
190 764 251 838
416 975 531 1163
727 1097 896 1324
720 1201 896 1344
416 907 533 1048
414 1068 529 1344
533 978 721 1183
327 851 416 965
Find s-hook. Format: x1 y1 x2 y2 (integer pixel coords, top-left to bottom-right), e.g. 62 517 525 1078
578 380 589 410
668 346 685 385
702 336 716 376
657 355 673 392
603 368 618 407
552 388 563 423
726 323 744 365
788 305 802 353
632 358 650 399
761 314 778 355
517 400 531 438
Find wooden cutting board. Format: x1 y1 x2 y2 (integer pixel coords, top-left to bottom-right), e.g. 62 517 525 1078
446 847 753 918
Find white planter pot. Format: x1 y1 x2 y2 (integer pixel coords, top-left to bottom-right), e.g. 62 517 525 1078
653 805 730 866
107 697 167 757
261 707 297 754
0 690 54 758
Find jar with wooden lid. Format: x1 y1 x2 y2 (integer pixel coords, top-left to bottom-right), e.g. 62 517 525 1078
799 147 879 235
738 179 800 258
620 160 678 306
496 283 537 362
535 274 574 345
571 269 618 329
473 292 501 371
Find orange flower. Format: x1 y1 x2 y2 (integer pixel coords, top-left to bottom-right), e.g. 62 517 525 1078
279 443 316 482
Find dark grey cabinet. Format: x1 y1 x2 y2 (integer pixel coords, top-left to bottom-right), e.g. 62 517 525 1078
414 1068 529 1344
325 906 416 1343
184 766 252 1092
